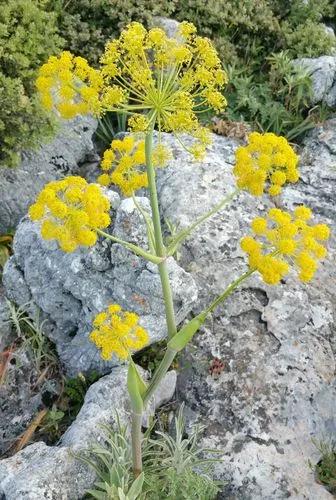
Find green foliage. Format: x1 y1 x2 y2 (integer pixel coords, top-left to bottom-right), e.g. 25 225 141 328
63 371 100 417
283 20 335 58
143 406 221 499
173 0 279 67
95 112 128 149
275 0 333 26
312 439 336 494
224 51 319 140
81 416 137 499
0 0 62 167
172 0 335 139
40 404 65 440
7 300 58 373
133 341 167 375
49 0 336 68
49 0 175 67
82 407 221 499
173 0 336 63
36 371 100 444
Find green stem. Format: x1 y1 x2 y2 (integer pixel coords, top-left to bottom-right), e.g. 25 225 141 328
131 412 143 477
143 347 177 407
96 229 162 265
167 188 240 255
145 130 177 340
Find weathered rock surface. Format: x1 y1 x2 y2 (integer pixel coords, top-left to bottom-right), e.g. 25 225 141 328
153 16 180 38
0 286 13 351
156 131 336 499
0 115 97 234
0 365 176 500
295 56 336 107
2 196 197 375
0 346 44 456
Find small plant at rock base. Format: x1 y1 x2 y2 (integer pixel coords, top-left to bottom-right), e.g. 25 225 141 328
31 21 331 495
39 405 65 441
311 439 336 495
81 407 221 499
63 371 100 418
6 301 58 374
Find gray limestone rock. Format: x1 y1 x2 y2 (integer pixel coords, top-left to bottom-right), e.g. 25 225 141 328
0 344 44 456
2 195 197 376
0 365 176 500
0 115 97 234
0 286 13 351
156 131 336 499
152 17 180 38
294 56 336 107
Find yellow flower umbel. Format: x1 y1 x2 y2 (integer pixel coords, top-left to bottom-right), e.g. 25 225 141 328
37 21 227 159
97 135 172 196
101 21 226 158
36 52 104 118
241 206 330 285
28 176 111 252
234 132 299 196
90 304 149 360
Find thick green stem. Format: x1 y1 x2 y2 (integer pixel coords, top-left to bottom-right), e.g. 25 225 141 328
145 131 177 340
143 347 177 407
129 129 178 479
131 412 143 478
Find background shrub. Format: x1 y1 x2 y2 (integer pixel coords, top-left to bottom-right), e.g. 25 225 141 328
171 0 336 139
173 0 336 63
49 0 176 67
0 0 63 167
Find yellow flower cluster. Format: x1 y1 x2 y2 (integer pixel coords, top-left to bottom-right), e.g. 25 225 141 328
241 206 330 285
37 21 227 159
97 135 172 196
90 304 149 360
28 176 111 252
36 51 104 118
234 132 299 196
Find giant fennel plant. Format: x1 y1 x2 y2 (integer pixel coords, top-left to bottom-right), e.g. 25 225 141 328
30 22 330 480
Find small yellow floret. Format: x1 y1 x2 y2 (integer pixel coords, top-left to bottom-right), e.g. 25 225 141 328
233 132 299 197
29 203 45 221
251 217 268 235
241 206 330 285
90 304 149 361
313 224 330 241
294 206 312 220
28 177 111 252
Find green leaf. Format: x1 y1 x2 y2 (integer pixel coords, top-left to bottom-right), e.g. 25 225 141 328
168 313 207 352
127 472 144 499
127 361 144 413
